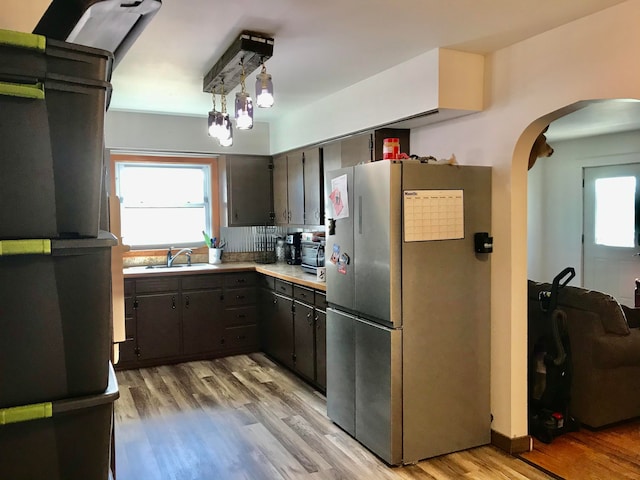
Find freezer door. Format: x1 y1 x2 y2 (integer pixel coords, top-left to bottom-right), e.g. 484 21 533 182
326 308 356 436
355 318 402 465
354 162 402 327
325 167 355 311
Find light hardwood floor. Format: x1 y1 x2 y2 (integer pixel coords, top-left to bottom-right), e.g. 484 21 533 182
519 418 640 480
114 353 553 480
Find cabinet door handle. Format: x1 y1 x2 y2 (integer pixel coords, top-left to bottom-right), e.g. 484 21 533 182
185 295 190 309
236 295 245 300
171 296 176 309
282 209 287 220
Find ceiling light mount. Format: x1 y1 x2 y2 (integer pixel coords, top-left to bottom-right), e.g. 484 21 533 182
203 31 274 94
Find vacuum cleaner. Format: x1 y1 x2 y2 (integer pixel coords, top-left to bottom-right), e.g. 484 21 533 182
528 266 580 444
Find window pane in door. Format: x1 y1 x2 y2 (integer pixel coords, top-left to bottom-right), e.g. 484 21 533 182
594 176 636 247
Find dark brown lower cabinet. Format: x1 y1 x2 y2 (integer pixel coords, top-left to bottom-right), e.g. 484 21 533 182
136 292 181 360
293 300 315 382
258 275 327 391
270 292 294 370
117 273 257 370
182 289 223 355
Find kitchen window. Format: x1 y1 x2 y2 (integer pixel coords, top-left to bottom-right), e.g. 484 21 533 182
114 156 215 249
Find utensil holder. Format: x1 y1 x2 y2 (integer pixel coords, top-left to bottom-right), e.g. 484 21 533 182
208 248 223 264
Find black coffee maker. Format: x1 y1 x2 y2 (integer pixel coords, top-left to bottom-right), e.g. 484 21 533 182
285 233 302 265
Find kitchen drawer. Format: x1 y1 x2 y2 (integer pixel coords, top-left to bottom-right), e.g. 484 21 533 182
124 296 135 317
222 325 258 350
315 291 328 311
224 305 258 327
274 279 293 297
134 276 180 294
293 285 314 304
182 274 223 290
223 272 256 287
224 287 257 306
124 279 135 296
257 274 275 290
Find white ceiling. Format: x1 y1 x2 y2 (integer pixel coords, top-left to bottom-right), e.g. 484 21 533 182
1 0 639 141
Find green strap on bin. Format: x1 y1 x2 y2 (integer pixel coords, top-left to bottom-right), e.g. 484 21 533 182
0 239 51 256
0 82 45 100
0 29 45 51
0 402 53 425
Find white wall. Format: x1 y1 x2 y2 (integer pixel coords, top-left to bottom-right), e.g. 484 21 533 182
408 0 640 439
269 49 484 153
105 110 271 155
528 129 640 284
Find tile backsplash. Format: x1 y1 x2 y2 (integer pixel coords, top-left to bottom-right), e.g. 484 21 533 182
121 225 320 267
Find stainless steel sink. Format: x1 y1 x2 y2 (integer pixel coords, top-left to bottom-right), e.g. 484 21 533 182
124 263 219 274
145 264 186 269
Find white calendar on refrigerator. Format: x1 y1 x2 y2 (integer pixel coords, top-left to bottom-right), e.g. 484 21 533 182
403 189 464 242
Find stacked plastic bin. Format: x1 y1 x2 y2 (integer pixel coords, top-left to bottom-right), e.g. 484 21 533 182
0 29 118 480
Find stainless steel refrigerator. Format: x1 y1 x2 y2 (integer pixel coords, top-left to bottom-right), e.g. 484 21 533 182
325 160 492 465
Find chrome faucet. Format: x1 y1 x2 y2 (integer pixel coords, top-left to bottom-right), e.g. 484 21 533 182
167 247 192 267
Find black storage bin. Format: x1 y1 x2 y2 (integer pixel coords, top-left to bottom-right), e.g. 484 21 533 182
0 232 117 408
33 0 162 69
47 74 111 238
0 82 58 239
0 75 111 239
0 363 119 480
0 28 113 83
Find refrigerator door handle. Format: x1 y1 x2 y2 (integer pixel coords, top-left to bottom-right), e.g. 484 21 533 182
358 195 363 235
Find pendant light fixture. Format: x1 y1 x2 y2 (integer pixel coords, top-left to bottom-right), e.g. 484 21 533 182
255 62 274 108
203 31 274 142
218 81 233 146
207 89 221 138
234 60 254 130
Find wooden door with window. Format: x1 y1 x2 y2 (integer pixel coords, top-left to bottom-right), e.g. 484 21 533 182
583 163 640 306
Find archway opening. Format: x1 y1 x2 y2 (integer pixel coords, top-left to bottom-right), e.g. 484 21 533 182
521 98 640 478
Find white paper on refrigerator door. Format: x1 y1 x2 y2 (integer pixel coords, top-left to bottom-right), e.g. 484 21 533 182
329 174 350 219
403 190 464 242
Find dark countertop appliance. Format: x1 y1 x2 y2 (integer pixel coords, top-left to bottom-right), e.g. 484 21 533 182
301 240 325 274
285 232 302 265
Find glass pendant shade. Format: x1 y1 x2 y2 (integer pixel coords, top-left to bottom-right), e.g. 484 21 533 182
208 110 226 139
219 120 233 146
255 69 274 108
207 110 218 137
234 92 254 130
218 113 233 145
